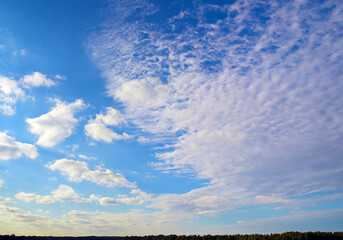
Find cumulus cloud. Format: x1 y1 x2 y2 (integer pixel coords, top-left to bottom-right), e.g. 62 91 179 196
0 131 38 160
88 0 343 219
26 99 86 147
0 72 59 115
116 189 151 205
47 158 136 188
0 75 25 115
15 192 55 204
0 196 16 204
51 185 92 203
20 72 56 88
84 107 132 142
15 186 100 204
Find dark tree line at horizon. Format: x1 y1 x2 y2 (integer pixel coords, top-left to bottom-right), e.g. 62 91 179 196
1 232 343 240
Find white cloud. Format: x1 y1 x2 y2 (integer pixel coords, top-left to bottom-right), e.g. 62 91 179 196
255 195 291 204
114 79 167 108
0 196 16 204
20 72 56 88
12 49 26 56
26 99 86 147
196 210 218 217
99 188 150 206
0 131 38 160
51 185 91 203
0 76 24 97
72 144 79 151
0 179 3 188
0 104 16 116
47 158 136 188
15 186 100 205
78 154 97 160
88 0 343 219
0 75 25 115
54 74 67 80
15 192 55 204
84 107 132 142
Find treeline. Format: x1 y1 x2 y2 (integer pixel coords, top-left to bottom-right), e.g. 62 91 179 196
120 233 343 240
1 232 343 240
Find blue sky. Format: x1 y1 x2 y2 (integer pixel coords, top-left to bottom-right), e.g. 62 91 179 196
0 0 343 236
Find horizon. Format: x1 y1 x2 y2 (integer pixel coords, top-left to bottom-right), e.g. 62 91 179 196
0 0 343 236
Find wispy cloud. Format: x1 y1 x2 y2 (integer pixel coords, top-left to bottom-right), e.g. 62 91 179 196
88 0 343 217
12 49 26 56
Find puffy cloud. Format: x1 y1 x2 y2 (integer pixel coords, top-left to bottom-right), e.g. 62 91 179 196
97 188 151 206
0 75 25 115
0 131 38 160
0 76 24 97
84 107 132 143
0 179 2 188
47 158 136 188
0 196 16 204
26 99 86 147
15 186 100 204
15 192 55 204
20 72 56 88
51 185 91 203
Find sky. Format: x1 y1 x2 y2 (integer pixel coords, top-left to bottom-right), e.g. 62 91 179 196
0 0 343 236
